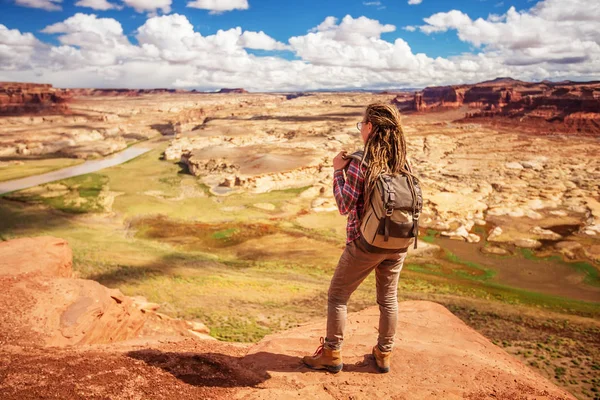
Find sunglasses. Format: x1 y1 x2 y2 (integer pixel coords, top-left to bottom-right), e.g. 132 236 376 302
357 122 365 130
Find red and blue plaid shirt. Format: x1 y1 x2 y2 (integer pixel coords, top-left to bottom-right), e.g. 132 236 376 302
333 159 365 244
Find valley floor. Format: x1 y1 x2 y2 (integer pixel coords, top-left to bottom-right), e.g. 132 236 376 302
1 95 599 399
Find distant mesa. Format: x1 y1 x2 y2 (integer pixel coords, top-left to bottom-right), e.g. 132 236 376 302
0 82 202 116
0 81 71 116
285 92 311 100
69 88 190 97
217 88 248 94
477 77 527 86
393 77 600 135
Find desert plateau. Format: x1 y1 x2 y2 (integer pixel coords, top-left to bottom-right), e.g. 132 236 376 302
0 76 598 400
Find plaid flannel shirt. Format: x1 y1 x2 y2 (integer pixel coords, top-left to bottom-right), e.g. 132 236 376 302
333 159 365 244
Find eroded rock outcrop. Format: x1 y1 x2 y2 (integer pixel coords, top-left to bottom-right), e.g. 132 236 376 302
69 88 190 97
407 78 600 135
0 236 210 348
164 121 353 195
0 291 576 399
0 82 70 115
413 85 468 111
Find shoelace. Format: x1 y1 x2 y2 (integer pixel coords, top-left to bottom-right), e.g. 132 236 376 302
312 336 325 357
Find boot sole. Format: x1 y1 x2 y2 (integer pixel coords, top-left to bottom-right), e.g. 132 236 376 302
303 361 343 373
376 365 390 373
372 349 390 373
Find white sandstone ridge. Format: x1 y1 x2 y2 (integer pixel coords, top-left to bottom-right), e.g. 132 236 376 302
161 116 599 263
412 137 599 255
164 130 357 195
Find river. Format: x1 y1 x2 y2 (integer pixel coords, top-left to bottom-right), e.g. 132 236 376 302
0 146 152 196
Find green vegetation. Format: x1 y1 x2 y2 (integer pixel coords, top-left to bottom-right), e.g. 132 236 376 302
420 229 437 244
519 248 600 288
4 173 109 213
212 228 239 240
444 250 497 281
0 157 84 182
1 140 599 348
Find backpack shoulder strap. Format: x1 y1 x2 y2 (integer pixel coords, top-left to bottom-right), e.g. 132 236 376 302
405 157 413 173
345 150 363 162
344 150 369 170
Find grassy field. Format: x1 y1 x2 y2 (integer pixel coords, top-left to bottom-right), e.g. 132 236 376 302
1 142 599 399
0 157 85 182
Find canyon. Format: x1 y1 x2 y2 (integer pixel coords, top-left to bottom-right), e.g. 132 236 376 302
1 80 599 263
1 79 599 399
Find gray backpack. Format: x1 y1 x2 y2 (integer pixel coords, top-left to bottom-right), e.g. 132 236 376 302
346 150 422 253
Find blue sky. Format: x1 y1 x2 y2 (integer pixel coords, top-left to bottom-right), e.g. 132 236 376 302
0 0 597 90
2 0 536 58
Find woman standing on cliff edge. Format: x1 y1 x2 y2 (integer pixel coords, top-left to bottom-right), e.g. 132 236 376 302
302 102 418 374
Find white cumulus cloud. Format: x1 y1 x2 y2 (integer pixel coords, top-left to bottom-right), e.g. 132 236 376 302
239 31 288 50
15 0 61 11
0 24 48 70
41 14 140 67
122 0 171 15
290 16 416 70
75 0 121 10
186 0 249 14
1 1 599 91
408 0 422 5
418 0 600 66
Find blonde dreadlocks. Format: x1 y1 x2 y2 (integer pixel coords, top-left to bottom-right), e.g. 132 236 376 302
361 103 418 212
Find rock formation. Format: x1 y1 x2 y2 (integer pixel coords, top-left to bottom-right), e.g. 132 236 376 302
404 78 600 135
0 84 213 159
69 88 190 97
0 236 210 347
0 82 70 115
0 239 577 399
218 88 248 94
413 85 468 111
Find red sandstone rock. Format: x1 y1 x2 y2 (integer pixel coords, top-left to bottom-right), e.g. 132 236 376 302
0 236 72 278
403 78 600 135
413 85 468 111
0 237 577 399
68 88 191 97
0 301 576 399
0 236 210 348
0 82 70 115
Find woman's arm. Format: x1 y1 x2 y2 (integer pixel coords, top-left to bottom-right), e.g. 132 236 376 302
333 160 363 215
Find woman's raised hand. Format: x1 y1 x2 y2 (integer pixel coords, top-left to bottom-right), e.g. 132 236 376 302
333 150 350 171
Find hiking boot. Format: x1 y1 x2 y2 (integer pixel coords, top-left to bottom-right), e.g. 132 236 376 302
302 337 343 373
372 345 391 373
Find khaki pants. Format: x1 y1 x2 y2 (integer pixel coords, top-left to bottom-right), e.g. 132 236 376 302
326 238 407 352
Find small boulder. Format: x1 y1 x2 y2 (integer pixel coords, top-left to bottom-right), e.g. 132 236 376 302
481 246 509 255
441 225 469 241
555 241 581 259
530 227 562 241
487 226 503 242
466 233 481 243
505 162 523 170
514 238 542 249
0 236 72 278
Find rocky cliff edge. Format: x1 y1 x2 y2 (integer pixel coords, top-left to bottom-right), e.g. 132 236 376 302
0 236 575 399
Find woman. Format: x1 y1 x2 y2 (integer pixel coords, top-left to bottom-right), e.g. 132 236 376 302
302 102 412 374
